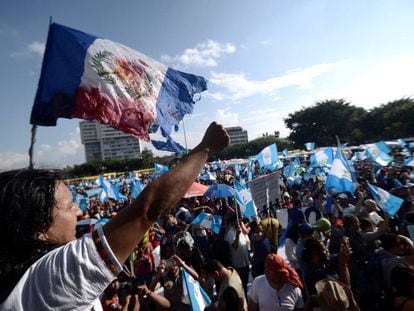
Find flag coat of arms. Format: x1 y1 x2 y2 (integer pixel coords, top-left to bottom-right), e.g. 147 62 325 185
256 143 279 168
191 211 222 234
31 23 207 152
310 148 333 167
325 146 356 196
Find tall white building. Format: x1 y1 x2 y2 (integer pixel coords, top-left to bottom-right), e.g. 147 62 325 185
225 126 248 145
79 120 141 162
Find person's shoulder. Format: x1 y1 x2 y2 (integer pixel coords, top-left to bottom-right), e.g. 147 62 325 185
252 274 267 285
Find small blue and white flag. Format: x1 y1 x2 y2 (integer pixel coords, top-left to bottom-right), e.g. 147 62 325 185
72 191 89 212
256 143 279 168
85 187 103 198
191 211 222 234
352 151 367 161
325 145 356 196
398 139 407 147
200 171 217 182
368 183 404 217
282 148 289 158
283 162 296 179
293 155 301 167
234 160 240 178
310 148 333 167
367 141 391 158
234 180 257 217
154 163 169 175
404 158 414 167
305 142 315 151
99 176 127 201
182 269 211 311
130 179 143 199
372 152 393 167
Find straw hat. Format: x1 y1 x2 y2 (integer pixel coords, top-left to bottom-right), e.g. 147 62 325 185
315 279 359 311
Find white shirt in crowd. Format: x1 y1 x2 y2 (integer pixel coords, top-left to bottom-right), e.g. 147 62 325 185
248 275 304 311
225 227 250 269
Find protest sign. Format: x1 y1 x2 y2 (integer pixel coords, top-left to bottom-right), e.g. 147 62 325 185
249 171 281 215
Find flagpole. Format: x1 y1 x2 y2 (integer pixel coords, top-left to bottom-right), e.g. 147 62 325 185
233 179 240 226
182 119 188 154
28 125 37 169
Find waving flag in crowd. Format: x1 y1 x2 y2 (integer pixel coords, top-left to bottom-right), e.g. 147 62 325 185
365 141 393 166
30 22 207 153
310 148 333 167
305 142 315 151
368 183 404 217
191 211 222 234
154 163 169 175
256 143 279 170
282 148 289 158
405 158 414 167
234 180 257 217
325 144 356 196
182 269 211 311
99 176 127 201
72 191 89 212
130 178 143 199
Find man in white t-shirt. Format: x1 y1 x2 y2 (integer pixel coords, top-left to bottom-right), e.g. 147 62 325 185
247 254 304 311
225 217 250 294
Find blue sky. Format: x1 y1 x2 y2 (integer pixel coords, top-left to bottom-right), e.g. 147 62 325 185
1 0 414 170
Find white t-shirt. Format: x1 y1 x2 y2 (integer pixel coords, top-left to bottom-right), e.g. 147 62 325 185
248 275 304 310
225 227 250 269
0 228 122 310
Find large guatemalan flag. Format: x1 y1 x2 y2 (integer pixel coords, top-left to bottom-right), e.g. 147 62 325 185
30 23 207 152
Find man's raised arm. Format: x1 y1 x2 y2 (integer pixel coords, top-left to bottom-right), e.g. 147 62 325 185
104 122 229 264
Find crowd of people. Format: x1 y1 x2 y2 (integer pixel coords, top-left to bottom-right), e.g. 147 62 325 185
2 122 414 310
70 145 414 310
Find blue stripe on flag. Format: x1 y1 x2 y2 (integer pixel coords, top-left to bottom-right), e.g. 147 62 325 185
31 23 97 125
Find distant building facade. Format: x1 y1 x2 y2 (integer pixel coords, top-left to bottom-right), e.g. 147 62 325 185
225 126 248 145
79 120 141 162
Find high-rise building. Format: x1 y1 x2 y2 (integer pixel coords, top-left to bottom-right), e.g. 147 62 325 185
225 126 248 145
79 121 141 162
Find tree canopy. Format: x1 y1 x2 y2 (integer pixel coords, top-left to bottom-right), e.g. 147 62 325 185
284 98 414 147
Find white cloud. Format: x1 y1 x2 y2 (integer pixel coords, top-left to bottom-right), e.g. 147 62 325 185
209 60 347 101
0 152 29 170
205 91 225 101
215 109 239 126
344 53 414 109
161 39 236 67
10 41 45 59
259 39 271 46
27 41 45 56
300 53 414 110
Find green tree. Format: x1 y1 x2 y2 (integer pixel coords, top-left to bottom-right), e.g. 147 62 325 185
284 99 367 147
361 97 414 141
215 136 292 160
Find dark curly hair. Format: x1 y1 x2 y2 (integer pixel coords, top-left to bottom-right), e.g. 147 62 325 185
0 169 62 301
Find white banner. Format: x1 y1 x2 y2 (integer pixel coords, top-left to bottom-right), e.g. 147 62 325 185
249 171 281 215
